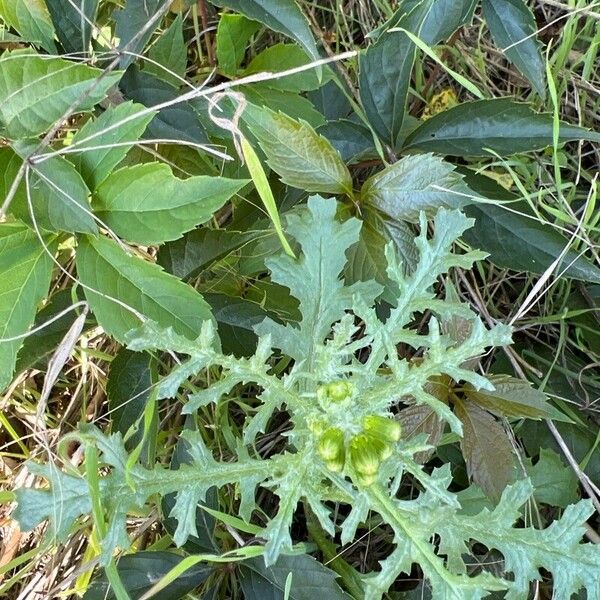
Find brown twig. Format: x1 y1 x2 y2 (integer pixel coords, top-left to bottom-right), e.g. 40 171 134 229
198 0 215 67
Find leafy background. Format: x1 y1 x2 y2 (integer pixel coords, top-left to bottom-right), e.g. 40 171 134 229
0 0 599 599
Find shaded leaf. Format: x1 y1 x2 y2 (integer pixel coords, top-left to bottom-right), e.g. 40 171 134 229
403 99 600 156
93 162 247 245
455 397 515 502
361 153 470 222
68 101 155 191
216 13 261 76
45 0 99 54
526 448 579 508
0 51 121 139
239 554 350 600
208 0 320 65
146 14 187 87
243 104 352 195
76 235 214 342
318 119 375 164
0 223 55 390
115 0 163 69
0 0 55 52
83 551 212 600
482 0 546 98
308 80 351 121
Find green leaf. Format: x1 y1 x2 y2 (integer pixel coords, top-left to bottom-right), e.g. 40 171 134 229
115 0 163 68
107 348 155 450
359 0 434 147
0 0 55 52
0 51 121 139
244 44 330 92
68 102 156 191
76 235 214 342
239 554 350 600
465 376 569 421
3 146 97 234
157 228 260 280
208 0 321 66
526 448 579 509
0 223 55 390
318 120 375 164
146 14 187 87
243 104 353 195
461 170 600 282
360 154 470 222
216 13 261 76
93 162 247 245
83 551 212 600
120 67 208 144
403 99 600 156
482 0 546 98
454 398 515 502
45 0 99 54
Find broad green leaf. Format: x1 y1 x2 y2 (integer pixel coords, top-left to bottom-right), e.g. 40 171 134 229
482 0 546 98
465 376 569 421
76 235 214 342
308 80 351 121
208 0 321 66
239 554 350 600
0 52 121 139
45 0 99 54
359 0 434 147
244 44 331 92
403 99 600 156
216 13 261 76
3 146 97 234
318 119 375 164
0 223 54 390
157 228 260 279
68 102 156 191
120 66 209 144
15 289 94 374
93 162 247 245
360 154 470 222
243 104 353 196
83 551 212 600
146 14 187 87
107 348 155 451
242 84 325 128
526 448 579 509
0 0 55 52
454 398 515 502
115 0 163 68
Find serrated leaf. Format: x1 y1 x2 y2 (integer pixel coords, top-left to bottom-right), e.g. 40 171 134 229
243 104 352 195
93 162 247 245
216 13 261 76
76 235 214 342
208 0 320 66
0 51 121 139
526 448 579 509
0 0 55 52
359 0 434 147
68 102 156 191
318 119 375 164
146 14 187 87
455 398 515 502
465 376 569 421
244 44 330 92
361 154 470 222
45 0 99 54
120 66 208 144
239 554 350 600
115 0 163 69
2 146 97 234
482 0 546 98
0 223 55 390
403 99 600 156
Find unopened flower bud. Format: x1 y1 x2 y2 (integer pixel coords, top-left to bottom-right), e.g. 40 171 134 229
362 415 402 443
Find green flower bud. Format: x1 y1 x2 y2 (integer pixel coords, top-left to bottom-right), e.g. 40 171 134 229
317 380 354 404
325 457 345 473
355 472 377 486
362 415 402 443
365 433 393 461
349 434 380 476
317 427 345 462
